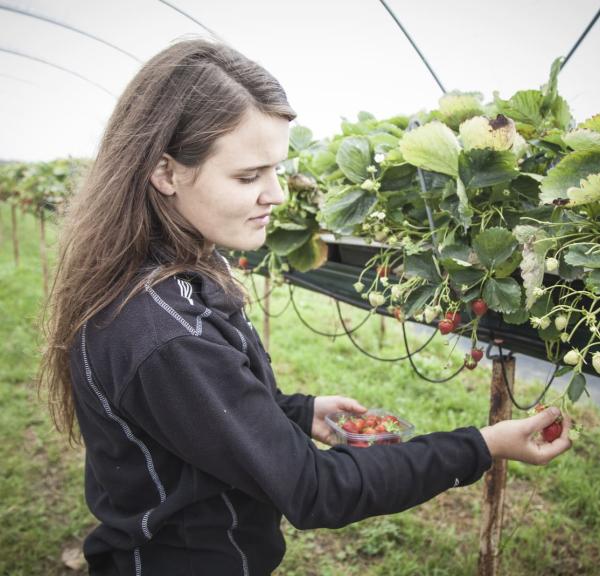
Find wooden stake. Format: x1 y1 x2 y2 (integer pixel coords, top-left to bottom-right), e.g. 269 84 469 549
262 276 271 352
39 209 49 297
11 204 19 267
478 355 515 576
378 314 386 349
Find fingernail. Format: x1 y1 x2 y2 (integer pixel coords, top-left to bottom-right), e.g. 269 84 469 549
549 407 560 417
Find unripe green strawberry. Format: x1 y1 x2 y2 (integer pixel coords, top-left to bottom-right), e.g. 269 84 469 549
593 352 600 375
353 281 365 293
368 291 385 307
424 305 439 324
563 348 582 366
545 257 559 272
554 314 568 331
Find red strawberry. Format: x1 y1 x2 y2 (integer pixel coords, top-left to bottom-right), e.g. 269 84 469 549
393 308 405 322
464 356 478 370
374 424 386 433
354 418 365 432
445 311 461 326
342 420 359 434
362 426 377 435
542 421 563 443
471 299 488 317
377 265 390 278
348 440 370 447
470 348 484 362
438 319 454 335
238 256 249 269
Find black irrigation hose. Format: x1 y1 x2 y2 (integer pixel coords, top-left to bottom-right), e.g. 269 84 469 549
335 300 438 362
401 321 466 382
289 284 372 338
248 273 291 318
248 271 278 303
489 341 559 411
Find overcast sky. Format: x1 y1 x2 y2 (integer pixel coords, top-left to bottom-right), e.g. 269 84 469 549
0 0 599 161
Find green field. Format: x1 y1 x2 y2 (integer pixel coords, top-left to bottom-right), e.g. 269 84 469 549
1 207 599 575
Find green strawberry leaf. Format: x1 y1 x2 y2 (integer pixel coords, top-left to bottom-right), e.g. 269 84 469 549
472 227 518 270
540 150 600 204
289 126 313 152
403 284 437 318
266 228 313 256
336 137 371 183
482 277 522 313
586 270 600 294
459 148 519 189
564 245 600 269
405 252 440 282
399 121 461 176
563 129 600 152
321 186 377 234
567 373 586 403
286 235 328 272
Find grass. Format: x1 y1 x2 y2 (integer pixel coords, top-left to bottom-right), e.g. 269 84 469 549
1 205 599 575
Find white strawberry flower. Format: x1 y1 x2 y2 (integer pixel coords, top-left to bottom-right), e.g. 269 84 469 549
374 153 386 163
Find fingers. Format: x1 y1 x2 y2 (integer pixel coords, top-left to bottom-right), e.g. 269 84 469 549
337 396 367 414
523 406 562 434
531 415 572 465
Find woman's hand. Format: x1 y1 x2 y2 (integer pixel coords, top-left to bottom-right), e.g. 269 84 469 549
311 395 367 445
480 407 572 465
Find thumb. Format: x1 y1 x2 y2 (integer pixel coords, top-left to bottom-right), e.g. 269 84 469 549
525 406 561 434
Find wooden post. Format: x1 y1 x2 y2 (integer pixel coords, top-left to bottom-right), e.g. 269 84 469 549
378 314 386 349
262 276 271 353
39 209 48 297
11 204 19 267
478 355 515 576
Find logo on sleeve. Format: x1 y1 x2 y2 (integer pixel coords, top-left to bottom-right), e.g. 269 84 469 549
177 278 194 306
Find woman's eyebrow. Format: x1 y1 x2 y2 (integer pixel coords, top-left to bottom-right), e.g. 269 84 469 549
235 158 287 172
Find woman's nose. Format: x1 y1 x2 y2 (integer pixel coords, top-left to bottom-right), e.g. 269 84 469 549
259 170 285 206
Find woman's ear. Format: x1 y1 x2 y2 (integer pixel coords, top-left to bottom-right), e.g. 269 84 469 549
150 155 177 197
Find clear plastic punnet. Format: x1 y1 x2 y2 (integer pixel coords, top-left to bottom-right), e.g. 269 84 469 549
325 408 415 448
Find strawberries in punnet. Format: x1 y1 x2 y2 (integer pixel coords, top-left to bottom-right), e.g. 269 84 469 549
438 319 455 335
332 412 409 448
238 256 249 269
470 348 484 362
471 299 488 317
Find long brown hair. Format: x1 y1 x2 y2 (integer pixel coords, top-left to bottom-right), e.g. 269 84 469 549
39 38 296 443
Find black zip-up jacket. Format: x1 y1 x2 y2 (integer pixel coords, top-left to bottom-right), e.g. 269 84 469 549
70 264 492 575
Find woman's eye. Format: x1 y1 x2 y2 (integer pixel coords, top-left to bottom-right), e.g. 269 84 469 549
239 174 259 184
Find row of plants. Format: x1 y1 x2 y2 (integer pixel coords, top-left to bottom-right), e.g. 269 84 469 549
0 158 87 293
257 58 600 402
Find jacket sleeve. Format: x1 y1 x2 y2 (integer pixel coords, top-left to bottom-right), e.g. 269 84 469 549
274 388 314 438
120 334 492 530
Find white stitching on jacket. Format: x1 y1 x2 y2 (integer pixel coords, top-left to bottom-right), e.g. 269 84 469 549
81 324 166 542
221 492 250 576
145 282 211 336
134 547 142 576
234 327 248 354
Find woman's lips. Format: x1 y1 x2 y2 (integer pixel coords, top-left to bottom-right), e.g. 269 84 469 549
250 214 270 226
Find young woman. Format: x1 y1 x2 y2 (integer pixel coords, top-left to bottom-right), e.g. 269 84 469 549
41 39 572 575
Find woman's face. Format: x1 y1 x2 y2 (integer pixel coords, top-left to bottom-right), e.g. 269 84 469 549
169 108 289 251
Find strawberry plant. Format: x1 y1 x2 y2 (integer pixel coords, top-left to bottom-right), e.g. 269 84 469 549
251 57 599 403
